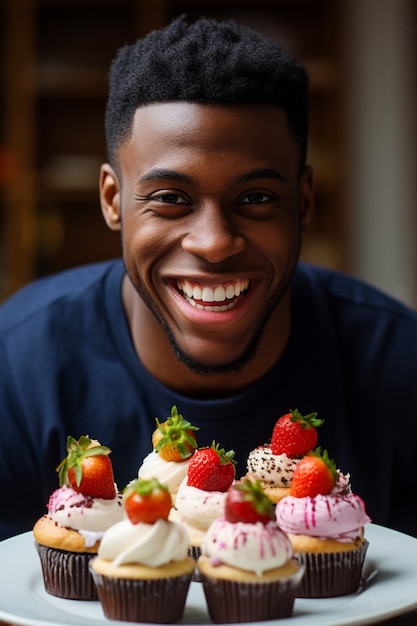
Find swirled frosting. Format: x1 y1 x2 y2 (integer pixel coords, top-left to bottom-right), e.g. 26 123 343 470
47 485 124 547
138 450 190 494
275 492 371 542
201 517 294 576
246 445 301 487
98 518 190 567
174 477 227 531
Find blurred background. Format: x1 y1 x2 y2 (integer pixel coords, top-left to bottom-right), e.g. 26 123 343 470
0 0 416 305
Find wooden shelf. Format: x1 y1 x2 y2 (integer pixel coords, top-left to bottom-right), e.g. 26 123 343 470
37 65 109 97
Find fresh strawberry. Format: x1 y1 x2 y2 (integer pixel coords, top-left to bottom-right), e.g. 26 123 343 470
56 435 116 499
225 479 275 524
270 408 324 457
152 405 199 462
187 441 236 492
289 448 337 498
123 477 172 524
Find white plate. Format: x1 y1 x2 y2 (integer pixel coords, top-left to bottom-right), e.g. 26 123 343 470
0 523 416 626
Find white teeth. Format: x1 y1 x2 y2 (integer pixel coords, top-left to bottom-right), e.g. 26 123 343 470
226 284 235 299
185 298 236 312
202 286 214 302
214 286 225 302
177 279 249 306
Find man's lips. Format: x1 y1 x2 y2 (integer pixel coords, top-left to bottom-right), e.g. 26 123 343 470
176 278 250 312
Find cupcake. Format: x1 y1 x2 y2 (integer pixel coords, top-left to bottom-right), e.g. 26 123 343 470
138 405 199 504
33 435 123 600
197 478 304 623
90 477 195 623
275 448 371 597
169 441 236 560
246 408 323 503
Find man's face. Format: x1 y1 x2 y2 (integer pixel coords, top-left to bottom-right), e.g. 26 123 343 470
101 102 313 375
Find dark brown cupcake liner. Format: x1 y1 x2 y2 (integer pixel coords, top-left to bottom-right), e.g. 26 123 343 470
200 569 304 624
189 544 202 560
189 545 202 582
35 542 98 600
90 569 192 623
294 540 369 598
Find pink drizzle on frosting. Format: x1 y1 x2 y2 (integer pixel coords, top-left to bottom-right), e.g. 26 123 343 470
202 517 293 575
276 492 371 542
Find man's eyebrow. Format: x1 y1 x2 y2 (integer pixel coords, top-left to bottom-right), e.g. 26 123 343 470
239 168 287 183
137 167 287 185
138 169 191 183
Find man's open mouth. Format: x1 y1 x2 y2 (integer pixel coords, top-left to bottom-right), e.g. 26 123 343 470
176 278 250 312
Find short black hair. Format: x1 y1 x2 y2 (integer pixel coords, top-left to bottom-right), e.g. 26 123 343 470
105 15 309 168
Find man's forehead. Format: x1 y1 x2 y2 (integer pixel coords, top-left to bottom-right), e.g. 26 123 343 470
117 102 299 184
128 101 290 144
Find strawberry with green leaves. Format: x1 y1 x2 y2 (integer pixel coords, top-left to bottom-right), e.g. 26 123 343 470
187 441 236 492
123 478 172 524
152 405 199 462
289 447 337 498
225 479 275 524
56 434 116 499
271 408 324 457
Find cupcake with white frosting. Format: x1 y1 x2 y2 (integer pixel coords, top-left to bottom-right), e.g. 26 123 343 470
169 441 236 561
138 405 199 504
246 408 324 503
246 444 300 501
90 477 194 623
170 473 229 550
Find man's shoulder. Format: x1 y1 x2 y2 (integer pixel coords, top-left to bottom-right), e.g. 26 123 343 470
295 263 417 323
0 259 123 333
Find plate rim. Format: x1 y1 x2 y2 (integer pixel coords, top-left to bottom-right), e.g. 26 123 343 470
1 523 417 626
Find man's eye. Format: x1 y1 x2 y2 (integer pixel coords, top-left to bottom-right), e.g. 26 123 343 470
241 192 270 204
153 193 183 204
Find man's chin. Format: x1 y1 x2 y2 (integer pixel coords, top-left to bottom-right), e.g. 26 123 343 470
170 341 257 376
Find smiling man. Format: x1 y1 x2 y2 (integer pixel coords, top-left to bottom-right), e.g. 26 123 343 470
1 16 417 541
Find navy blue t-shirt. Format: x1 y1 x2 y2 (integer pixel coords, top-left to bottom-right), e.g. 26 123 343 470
1 259 416 540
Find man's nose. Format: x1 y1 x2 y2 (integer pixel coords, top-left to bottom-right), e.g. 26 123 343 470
181 205 245 263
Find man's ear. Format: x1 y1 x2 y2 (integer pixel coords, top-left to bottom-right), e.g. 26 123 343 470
299 165 314 232
100 163 121 231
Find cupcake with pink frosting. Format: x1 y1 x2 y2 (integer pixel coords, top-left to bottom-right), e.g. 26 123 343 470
197 479 304 623
275 448 371 597
33 435 123 600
